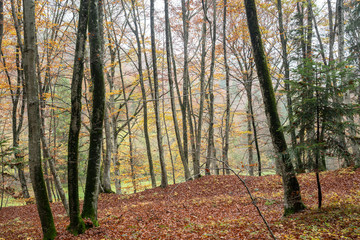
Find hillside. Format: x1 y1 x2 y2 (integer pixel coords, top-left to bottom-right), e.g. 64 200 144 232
1 168 359 239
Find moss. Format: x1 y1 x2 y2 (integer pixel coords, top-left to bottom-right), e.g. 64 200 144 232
42 227 57 240
81 210 99 228
67 216 86 236
284 203 306 217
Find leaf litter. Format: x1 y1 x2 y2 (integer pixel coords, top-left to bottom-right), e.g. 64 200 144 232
0 167 359 239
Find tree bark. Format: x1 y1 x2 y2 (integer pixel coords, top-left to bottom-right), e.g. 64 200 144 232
23 0 57 238
276 0 303 173
151 0 168 187
206 0 217 175
244 0 305 215
164 0 191 180
67 0 89 234
181 0 190 175
194 5 207 178
81 0 105 227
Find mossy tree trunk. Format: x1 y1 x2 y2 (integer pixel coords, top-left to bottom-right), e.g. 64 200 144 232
81 0 105 227
23 0 57 238
244 0 305 215
67 0 89 235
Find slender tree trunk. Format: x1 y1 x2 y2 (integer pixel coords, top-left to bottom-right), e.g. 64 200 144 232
222 0 231 175
244 0 305 215
276 0 303 173
246 84 262 176
43 159 53 203
181 0 189 173
23 0 57 238
0 0 3 51
118 53 137 193
81 0 105 227
41 136 69 214
194 14 207 178
151 0 168 187
206 0 217 175
67 0 89 234
102 106 113 193
247 104 254 176
164 0 191 180
8 1 30 200
124 0 157 188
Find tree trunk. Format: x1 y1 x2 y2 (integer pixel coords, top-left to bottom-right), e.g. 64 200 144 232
151 0 168 187
246 83 262 176
206 0 217 175
81 0 105 227
8 0 30 200
222 0 231 175
247 105 254 176
164 0 191 181
181 0 189 175
67 0 89 234
102 106 113 193
244 0 305 215
23 0 57 238
276 0 303 173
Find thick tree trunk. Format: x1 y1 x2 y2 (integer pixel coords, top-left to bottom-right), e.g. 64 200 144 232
23 0 57 238
67 0 89 234
244 0 305 215
81 0 105 227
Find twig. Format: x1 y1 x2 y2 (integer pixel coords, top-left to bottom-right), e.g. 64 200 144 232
218 159 277 240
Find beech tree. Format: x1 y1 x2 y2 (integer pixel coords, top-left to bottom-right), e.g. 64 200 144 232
67 0 89 235
81 0 106 226
23 0 57 238
244 0 305 215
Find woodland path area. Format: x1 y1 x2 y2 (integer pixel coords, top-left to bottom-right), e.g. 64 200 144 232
1 168 359 239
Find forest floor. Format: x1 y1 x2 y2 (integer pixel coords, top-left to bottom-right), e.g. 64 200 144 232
0 167 359 239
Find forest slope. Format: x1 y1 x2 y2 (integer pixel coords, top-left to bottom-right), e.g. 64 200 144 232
0 168 359 239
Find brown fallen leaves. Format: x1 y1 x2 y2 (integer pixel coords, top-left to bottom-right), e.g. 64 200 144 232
0 167 359 239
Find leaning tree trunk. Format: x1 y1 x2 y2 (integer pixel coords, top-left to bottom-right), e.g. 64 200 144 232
67 0 89 235
23 0 57 238
81 0 105 227
244 0 305 215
